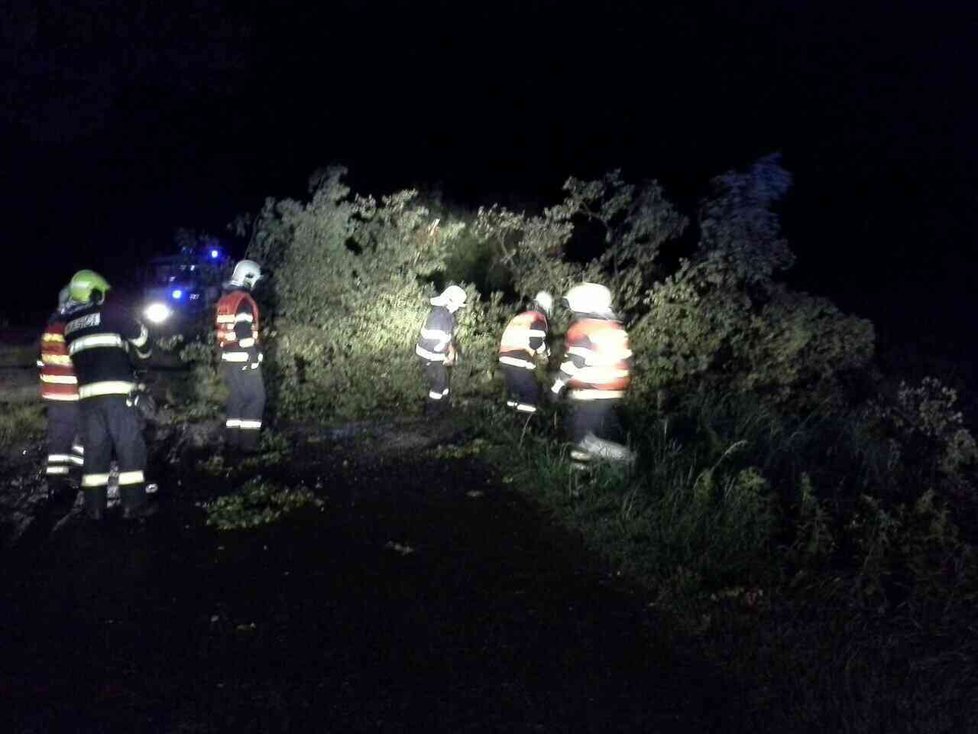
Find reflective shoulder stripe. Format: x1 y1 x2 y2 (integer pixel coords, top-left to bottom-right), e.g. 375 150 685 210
78 381 134 398
234 312 254 323
43 393 80 401
221 352 250 362
216 315 237 324
42 333 65 343
82 473 111 487
419 327 452 339
68 334 124 355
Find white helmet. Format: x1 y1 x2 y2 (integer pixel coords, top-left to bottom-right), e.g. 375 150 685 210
229 259 262 289
430 284 467 311
564 282 613 316
533 290 553 315
57 286 71 312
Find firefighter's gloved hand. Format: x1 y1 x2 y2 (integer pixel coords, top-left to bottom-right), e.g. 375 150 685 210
242 350 263 370
127 384 157 420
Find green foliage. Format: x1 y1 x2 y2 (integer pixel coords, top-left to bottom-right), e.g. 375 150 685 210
631 157 874 406
154 151 978 731
202 477 324 531
0 402 44 451
247 168 473 419
152 334 226 423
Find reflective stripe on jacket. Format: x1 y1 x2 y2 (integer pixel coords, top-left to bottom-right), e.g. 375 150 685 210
558 317 632 398
39 319 79 401
416 306 455 363
216 290 260 362
62 302 149 399
498 309 548 369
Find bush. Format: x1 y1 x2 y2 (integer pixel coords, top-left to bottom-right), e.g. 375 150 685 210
0 402 44 452
224 154 978 729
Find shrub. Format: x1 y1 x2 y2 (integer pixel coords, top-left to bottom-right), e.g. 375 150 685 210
0 402 44 452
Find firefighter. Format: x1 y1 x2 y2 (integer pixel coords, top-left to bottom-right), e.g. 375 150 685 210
549 283 634 466
38 286 84 505
62 270 153 520
215 259 265 453
416 285 466 414
498 291 553 414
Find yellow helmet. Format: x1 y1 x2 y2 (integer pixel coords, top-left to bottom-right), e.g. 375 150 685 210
69 270 111 304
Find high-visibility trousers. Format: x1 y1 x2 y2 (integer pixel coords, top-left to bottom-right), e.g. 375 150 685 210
80 395 147 519
500 362 540 414
222 363 265 452
44 401 83 487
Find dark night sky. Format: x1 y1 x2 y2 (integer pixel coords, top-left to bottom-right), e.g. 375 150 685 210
3 0 978 359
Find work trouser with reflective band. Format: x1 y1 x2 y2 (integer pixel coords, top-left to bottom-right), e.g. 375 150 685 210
44 401 83 488
222 363 265 452
568 394 623 464
80 395 148 519
422 360 450 414
500 361 540 413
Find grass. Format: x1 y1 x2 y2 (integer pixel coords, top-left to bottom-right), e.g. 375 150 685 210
474 393 978 732
0 402 44 452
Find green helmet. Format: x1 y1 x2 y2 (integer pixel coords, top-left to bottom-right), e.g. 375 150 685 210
69 269 111 304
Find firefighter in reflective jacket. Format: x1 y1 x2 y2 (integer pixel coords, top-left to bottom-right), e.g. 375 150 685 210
216 260 265 453
550 283 634 465
62 270 153 520
38 286 84 504
498 291 553 414
416 285 466 414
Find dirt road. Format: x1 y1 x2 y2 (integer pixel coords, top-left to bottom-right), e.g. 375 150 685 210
0 420 739 732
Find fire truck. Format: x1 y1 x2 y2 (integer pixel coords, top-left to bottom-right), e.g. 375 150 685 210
141 243 232 332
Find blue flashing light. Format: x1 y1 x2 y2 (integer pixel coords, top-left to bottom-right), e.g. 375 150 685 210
209 249 220 259
171 289 184 300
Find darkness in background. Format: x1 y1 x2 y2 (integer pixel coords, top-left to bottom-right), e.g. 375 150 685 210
3 0 977 364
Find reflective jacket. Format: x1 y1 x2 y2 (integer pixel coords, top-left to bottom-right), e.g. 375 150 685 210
498 309 549 370
556 316 632 400
62 302 151 399
38 315 79 402
216 289 260 364
415 306 455 363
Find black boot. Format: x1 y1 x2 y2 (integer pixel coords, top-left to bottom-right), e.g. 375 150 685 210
84 487 108 522
121 485 156 521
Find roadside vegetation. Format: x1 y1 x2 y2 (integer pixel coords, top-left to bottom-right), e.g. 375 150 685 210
234 156 978 731
3 155 974 729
